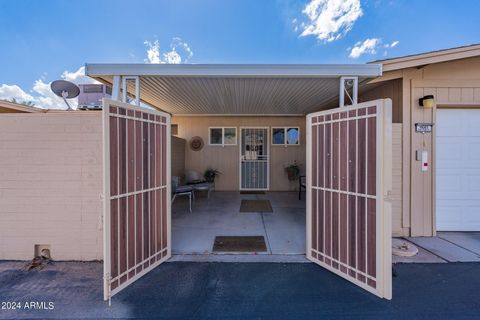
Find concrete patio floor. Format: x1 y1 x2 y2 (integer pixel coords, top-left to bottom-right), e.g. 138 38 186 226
173 192 480 265
172 191 306 256
392 232 480 263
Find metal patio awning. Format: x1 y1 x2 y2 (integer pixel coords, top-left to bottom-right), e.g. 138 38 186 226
85 64 382 115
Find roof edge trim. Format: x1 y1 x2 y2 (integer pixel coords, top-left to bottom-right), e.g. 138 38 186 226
85 63 382 78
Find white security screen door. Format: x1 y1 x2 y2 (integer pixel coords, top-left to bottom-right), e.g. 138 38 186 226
306 99 392 299
240 127 269 190
103 98 171 301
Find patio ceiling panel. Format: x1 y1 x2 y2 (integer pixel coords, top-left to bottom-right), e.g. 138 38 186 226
86 64 382 115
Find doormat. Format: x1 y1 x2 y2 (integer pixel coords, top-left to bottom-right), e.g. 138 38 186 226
240 200 273 212
240 191 265 194
213 236 267 252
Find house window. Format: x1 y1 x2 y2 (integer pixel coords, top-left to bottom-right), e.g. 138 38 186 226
209 127 237 146
272 127 300 146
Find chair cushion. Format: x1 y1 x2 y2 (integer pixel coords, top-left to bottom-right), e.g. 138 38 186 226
176 185 193 193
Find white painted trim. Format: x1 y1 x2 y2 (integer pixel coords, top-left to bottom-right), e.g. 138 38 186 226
306 115 313 263
102 98 111 302
372 44 480 72
86 63 382 78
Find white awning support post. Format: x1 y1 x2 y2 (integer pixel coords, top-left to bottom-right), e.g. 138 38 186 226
111 75 141 106
339 76 358 108
111 76 121 101
121 76 141 106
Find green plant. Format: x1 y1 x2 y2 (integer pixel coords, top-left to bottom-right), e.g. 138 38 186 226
285 161 300 181
204 168 221 182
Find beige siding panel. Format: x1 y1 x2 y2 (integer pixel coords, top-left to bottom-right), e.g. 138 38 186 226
406 56 480 236
422 56 480 80
0 112 103 260
391 124 405 236
372 57 480 236
359 79 403 123
172 116 306 191
171 136 186 180
474 88 480 102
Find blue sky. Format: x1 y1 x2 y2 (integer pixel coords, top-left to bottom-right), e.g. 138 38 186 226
0 0 479 108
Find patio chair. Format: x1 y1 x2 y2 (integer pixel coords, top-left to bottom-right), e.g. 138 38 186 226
185 169 214 199
299 175 306 200
185 170 205 184
172 176 194 213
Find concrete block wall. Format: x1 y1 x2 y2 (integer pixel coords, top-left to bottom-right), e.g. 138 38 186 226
0 112 103 260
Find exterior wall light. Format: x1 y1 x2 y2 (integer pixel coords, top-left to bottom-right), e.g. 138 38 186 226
419 95 435 108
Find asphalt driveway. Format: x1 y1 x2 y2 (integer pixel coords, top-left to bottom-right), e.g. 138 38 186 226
0 261 479 319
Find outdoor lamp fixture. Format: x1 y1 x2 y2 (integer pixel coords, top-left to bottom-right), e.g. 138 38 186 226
419 95 435 108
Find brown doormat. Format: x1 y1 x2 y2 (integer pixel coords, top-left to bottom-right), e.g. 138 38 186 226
240 191 265 194
213 236 267 252
240 199 273 212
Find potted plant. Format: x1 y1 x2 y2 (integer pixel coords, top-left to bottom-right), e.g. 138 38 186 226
285 161 300 181
204 168 221 183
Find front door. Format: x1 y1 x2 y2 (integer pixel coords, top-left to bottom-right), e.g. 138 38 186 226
240 127 269 190
306 99 393 299
103 98 171 302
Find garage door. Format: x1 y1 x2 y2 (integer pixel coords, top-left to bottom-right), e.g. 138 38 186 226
436 108 480 231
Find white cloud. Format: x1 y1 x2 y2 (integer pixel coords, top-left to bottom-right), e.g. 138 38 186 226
144 39 161 64
299 0 363 42
144 37 193 64
349 38 380 58
0 84 34 102
0 66 98 109
384 40 399 48
62 66 99 85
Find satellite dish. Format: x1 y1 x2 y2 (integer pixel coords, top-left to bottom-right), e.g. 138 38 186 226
50 80 80 110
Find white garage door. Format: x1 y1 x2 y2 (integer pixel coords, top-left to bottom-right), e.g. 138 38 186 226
436 108 480 231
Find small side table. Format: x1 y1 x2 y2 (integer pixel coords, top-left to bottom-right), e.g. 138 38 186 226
193 182 214 199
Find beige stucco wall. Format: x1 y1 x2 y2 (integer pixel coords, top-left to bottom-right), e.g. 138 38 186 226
0 112 103 260
171 136 186 179
172 116 306 191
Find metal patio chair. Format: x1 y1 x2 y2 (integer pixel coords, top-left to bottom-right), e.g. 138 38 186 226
299 175 306 200
185 170 214 199
172 176 194 212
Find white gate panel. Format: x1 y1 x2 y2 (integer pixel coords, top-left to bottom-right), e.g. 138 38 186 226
103 98 171 301
306 99 392 299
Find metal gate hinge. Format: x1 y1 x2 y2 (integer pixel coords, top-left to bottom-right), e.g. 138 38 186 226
384 190 393 201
